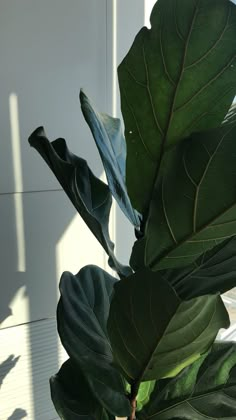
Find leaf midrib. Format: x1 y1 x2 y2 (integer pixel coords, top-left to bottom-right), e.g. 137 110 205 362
192 126 233 232
142 0 200 221
182 240 236 287
133 282 180 384
151 0 200 194
149 199 236 268
149 124 236 269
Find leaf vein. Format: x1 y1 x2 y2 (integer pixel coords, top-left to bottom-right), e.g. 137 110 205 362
113 308 143 368
122 87 156 162
125 65 147 87
162 178 178 244
183 152 197 187
175 53 236 113
174 0 184 41
188 235 233 243
185 4 231 70
142 44 164 136
130 283 149 352
160 25 175 86
193 126 234 232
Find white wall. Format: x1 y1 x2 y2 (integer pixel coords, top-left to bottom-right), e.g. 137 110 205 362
0 1 147 419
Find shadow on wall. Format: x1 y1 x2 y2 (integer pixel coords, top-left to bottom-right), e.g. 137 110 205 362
7 408 28 420
0 277 25 325
0 356 27 418
0 355 20 387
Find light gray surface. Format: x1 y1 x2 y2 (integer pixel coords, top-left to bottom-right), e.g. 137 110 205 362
0 0 106 194
0 318 67 420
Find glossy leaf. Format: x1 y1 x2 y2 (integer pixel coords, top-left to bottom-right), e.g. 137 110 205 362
50 359 113 420
57 265 131 417
80 90 140 227
131 236 236 299
107 268 229 383
28 127 131 277
138 341 236 419
119 0 236 214
164 236 236 299
145 123 236 270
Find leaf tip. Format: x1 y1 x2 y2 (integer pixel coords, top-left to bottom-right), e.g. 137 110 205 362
28 126 46 147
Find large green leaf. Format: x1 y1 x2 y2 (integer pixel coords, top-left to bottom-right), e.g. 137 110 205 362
119 0 236 214
138 341 236 419
28 127 131 277
164 236 236 299
57 265 131 417
131 236 236 299
107 268 229 384
145 122 236 270
80 90 140 227
50 359 113 420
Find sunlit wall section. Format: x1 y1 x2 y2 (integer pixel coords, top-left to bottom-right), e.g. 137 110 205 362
145 0 156 27
9 93 26 273
55 213 107 283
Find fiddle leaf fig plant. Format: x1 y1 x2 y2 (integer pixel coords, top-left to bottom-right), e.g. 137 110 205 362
29 0 236 418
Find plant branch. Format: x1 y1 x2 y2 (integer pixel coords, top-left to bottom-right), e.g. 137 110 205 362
128 382 140 420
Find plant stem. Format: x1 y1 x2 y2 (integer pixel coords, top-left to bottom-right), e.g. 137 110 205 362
128 382 140 420
130 397 136 420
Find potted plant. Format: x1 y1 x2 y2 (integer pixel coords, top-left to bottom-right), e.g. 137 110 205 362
29 0 236 418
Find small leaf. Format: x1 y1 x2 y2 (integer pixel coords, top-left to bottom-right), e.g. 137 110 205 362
50 359 112 420
138 341 236 419
119 0 236 214
28 127 131 277
125 381 156 412
136 381 156 412
108 268 229 384
57 265 131 417
146 122 236 270
80 90 140 227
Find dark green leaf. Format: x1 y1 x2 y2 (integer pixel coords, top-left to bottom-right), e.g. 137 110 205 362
80 90 140 227
119 0 236 214
130 236 146 272
145 123 236 270
107 268 229 384
131 236 236 299
28 127 131 277
164 236 236 299
57 265 131 417
50 359 112 420
138 341 236 419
